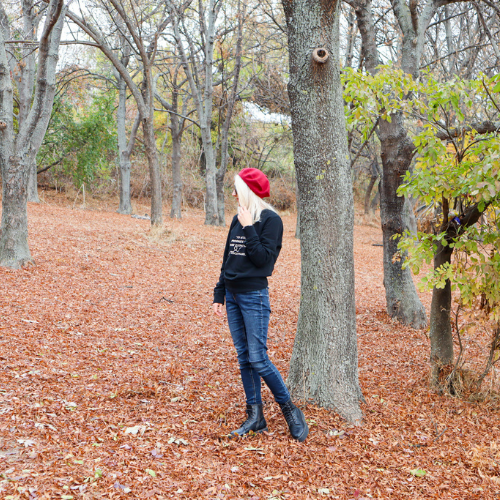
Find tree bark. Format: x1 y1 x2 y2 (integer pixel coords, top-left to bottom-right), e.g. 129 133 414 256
295 183 300 238
27 160 40 203
202 127 218 225
0 156 32 268
429 241 454 387
216 173 225 226
282 0 363 424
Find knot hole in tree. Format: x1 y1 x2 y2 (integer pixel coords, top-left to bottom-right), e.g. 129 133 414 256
312 48 329 64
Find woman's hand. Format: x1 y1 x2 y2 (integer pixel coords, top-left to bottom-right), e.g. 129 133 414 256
238 205 252 227
213 303 225 316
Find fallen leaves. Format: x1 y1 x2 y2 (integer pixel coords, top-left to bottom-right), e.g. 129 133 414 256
0 200 499 499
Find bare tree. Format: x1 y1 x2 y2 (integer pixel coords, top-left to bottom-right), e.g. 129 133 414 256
155 59 194 219
2 1 45 203
168 0 221 225
0 0 67 268
215 0 245 224
67 0 171 227
167 0 246 226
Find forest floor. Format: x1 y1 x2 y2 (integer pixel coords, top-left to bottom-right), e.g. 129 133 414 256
1 195 499 500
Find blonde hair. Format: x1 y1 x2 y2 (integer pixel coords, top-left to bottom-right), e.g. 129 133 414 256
234 174 277 224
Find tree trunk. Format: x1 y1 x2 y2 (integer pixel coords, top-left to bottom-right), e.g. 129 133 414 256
282 0 363 424
370 185 380 212
142 117 163 227
170 126 183 219
364 175 376 214
354 0 427 329
155 78 184 220
169 0 220 226
443 5 456 75
403 194 418 235
363 158 378 214
216 172 225 225
203 128 219 225
0 26 28 268
378 114 428 328
428 204 486 389
429 241 454 388
0 0 66 269
117 77 132 214
14 2 39 204
27 160 39 202
0 155 32 268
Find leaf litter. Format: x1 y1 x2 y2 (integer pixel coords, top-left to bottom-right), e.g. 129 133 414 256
0 199 499 499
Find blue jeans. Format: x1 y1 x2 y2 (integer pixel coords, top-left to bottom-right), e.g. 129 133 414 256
225 289 291 405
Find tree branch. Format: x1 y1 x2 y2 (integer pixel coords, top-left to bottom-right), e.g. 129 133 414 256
435 120 500 140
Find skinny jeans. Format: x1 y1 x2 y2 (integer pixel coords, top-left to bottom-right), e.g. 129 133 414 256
225 288 290 405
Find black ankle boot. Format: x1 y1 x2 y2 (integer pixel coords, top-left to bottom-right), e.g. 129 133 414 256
230 404 268 437
279 400 308 442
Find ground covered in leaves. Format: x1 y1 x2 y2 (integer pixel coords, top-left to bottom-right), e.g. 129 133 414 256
1 198 499 499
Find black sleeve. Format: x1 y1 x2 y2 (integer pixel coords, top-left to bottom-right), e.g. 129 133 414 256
242 214 283 268
213 217 237 304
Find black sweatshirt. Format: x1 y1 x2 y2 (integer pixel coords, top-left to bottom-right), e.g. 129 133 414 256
213 209 283 304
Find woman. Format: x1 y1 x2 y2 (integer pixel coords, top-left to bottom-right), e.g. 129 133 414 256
213 168 308 442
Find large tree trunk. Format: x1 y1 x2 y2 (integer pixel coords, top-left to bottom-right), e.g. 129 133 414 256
0 155 32 268
0 25 27 268
429 241 454 387
283 0 363 424
378 114 427 328
117 77 132 214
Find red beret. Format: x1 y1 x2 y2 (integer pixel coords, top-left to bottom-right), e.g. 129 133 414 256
238 168 270 198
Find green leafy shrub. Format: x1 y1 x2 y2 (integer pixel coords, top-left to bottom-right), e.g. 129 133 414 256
38 90 117 189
